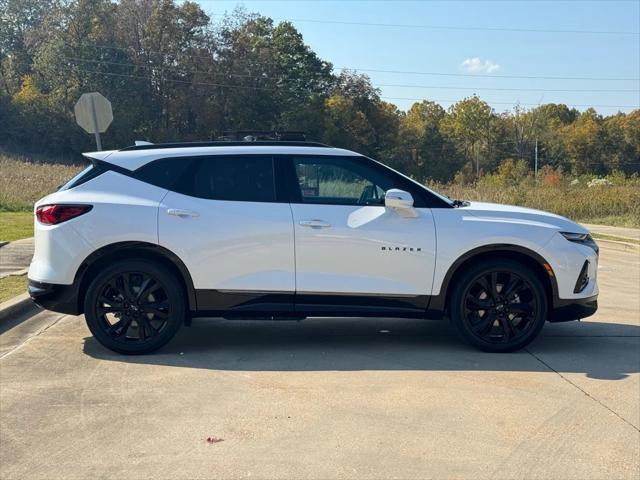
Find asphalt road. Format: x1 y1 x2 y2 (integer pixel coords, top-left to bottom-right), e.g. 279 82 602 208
1 241 638 480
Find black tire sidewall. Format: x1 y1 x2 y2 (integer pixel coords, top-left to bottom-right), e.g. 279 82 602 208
84 260 185 354
450 259 547 352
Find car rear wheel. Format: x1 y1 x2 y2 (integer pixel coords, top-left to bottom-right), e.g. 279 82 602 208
450 259 547 352
84 260 185 354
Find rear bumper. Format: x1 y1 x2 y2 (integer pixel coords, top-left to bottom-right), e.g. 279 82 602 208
28 279 82 315
548 295 598 322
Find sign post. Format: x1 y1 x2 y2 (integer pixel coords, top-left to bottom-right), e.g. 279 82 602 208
74 92 113 150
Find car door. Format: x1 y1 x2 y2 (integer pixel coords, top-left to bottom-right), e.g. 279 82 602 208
286 156 437 315
156 155 295 313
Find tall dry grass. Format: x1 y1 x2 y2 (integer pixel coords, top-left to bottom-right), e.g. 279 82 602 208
430 169 640 227
0 152 638 227
0 155 83 211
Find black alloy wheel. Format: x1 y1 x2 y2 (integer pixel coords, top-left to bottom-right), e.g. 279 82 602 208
450 259 547 352
84 260 185 354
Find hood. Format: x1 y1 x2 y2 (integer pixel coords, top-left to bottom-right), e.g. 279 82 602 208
460 201 589 234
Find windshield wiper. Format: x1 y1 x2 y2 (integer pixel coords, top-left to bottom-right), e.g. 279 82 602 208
452 199 470 208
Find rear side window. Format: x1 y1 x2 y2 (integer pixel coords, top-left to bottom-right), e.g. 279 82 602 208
136 156 276 202
187 156 276 202
58 163 107 191
134 157 198 190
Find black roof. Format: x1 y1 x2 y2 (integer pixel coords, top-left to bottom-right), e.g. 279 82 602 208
120 140 330 152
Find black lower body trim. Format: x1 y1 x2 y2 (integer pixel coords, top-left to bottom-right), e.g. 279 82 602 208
195 290 295 317
28 279 82 315
548 295 598 322
295 292 429 317
195 290 430 319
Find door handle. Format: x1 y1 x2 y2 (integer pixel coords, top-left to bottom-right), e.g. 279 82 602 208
167 208 199 218
299 219 331 229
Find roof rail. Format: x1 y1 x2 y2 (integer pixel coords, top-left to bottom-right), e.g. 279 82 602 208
120 140 330 152
221 130 307 142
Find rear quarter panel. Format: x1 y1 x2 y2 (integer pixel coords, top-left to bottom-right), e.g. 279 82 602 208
29 171 167 284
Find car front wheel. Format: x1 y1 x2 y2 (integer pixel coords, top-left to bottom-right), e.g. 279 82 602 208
84 259 185 354
450 259 547 352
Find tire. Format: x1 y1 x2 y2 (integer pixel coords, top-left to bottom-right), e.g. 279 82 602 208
449 259 547 353
84 259 185 354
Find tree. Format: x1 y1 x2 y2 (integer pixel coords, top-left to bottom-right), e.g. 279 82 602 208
441 96 495 178
562 109 603 174
395 100 460 181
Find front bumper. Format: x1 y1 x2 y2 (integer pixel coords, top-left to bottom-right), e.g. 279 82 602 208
28 279 82 315
548 295 598 322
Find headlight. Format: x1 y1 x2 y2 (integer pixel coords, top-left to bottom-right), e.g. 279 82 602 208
560 232 599 255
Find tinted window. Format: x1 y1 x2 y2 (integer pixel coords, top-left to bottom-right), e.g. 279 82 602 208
135 157 198 190
293 157 393 205
183 156 275 202
58 163 107 191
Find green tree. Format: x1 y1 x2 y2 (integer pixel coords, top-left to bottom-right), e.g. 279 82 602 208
441 96 495 178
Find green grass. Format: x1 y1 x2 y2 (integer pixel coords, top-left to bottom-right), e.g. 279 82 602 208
0 274 27 303
0 211 33 242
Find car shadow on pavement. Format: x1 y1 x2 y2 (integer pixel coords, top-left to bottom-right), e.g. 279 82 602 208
82 317 640 381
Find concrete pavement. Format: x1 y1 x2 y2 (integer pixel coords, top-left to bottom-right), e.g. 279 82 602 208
0 237 34 278
0 243 638 479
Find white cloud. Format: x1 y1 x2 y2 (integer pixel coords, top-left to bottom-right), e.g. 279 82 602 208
461 57 500 74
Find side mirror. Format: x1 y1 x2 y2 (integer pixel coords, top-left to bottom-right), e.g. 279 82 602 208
385 189 414 209
385 189 417 218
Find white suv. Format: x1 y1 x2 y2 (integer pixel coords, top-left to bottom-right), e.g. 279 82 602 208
27 140 599 354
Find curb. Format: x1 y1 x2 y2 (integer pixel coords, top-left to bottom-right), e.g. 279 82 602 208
0 293 41 323
594 238 639 251
0 241 8 248
0 268 29 280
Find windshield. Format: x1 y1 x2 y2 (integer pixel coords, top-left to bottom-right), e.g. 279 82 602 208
422 184 455 206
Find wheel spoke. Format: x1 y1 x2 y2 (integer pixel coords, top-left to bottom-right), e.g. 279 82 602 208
498 316 514 342
508 302 535 315
136 277 159 301
141 318 159 338
490 272 498 295
120 274 136 302
471 313 496 333
107 317 132 337
466 296 492 310
138 320 147 341
503 275 523 298
476 277 493 300
104 281 124 299
98 305 125 314
145 308 168 319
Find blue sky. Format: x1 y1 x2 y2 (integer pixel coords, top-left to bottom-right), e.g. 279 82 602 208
194 0 640 115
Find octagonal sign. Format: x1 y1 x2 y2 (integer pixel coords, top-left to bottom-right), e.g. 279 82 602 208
74 92 113 134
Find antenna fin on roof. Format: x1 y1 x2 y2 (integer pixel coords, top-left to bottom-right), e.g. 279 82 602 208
134 140 154 146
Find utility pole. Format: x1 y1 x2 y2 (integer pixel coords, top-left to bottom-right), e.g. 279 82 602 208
534 138 538 177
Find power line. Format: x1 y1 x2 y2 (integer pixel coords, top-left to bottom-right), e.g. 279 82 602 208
61 56 638 93
60 65 640 109
380 96 638 108
68 43 640 82
207 12 640 36
345 67 640 82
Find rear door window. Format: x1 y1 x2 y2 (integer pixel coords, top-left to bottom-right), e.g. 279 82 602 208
137 156 276 202
188 156 276 202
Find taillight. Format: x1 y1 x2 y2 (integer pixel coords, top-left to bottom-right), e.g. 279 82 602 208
35 204 93 225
